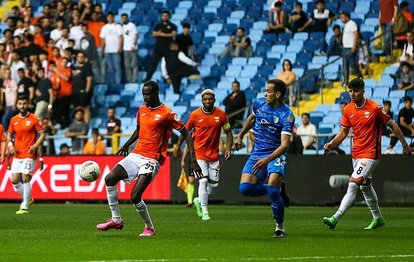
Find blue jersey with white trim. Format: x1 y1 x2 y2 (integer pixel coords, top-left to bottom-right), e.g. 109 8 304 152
251 98 295 157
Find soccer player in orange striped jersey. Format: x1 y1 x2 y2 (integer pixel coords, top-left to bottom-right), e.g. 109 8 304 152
174 89 233 220
8 96 45 215
323 78 411 230
96 81 201 237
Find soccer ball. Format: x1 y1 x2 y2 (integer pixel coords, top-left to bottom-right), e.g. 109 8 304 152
79 160 100 182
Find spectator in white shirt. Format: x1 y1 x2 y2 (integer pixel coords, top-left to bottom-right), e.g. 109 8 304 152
69 16 84 50
100 12 122 85
340 11 361 86
9 51 26 83
13 19 27 37
50 18 64 42
121 14 138 83
296 112 317 151
55 27 70 56
400 31 414 66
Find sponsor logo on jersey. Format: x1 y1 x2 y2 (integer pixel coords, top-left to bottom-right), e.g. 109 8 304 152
155 114 161 121
198 119 204 122
364 111 370 118
214 116 220 123
26 121 31 126
259 118 277 131
350 114 355 118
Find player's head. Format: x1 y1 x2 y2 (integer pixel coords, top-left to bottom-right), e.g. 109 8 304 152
201 89 216 111
182 22 190 34
161 10 170 21
142 80 160 107
16 95 29 115
383 100 391 112
347 78 365 104
265 79 287 105
403 96 413 108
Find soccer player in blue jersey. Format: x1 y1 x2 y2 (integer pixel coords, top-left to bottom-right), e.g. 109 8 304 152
235 79 295 238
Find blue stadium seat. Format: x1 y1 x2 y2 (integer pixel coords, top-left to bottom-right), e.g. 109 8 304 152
373 87 389 98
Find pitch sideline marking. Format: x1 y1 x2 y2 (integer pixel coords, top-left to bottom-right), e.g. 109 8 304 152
85 254 414 262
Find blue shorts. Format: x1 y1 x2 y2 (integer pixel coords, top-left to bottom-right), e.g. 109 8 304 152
241 154 287 183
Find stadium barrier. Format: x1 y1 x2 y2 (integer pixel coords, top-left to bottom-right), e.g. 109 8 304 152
0 155 413 205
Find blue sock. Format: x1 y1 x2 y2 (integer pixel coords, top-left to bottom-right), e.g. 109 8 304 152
239 182 268 197
268 185 285 224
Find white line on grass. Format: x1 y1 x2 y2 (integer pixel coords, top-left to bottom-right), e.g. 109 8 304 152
85 254 414 262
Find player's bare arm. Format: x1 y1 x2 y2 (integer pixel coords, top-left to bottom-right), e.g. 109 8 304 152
235 113 255 150
30 130 45 155
116 125 140 156
224 127 233 160
252 134 290 174
324 126 350 150
173 134 185 159
179 127 201 177
386 120 412 155
7 133 15 156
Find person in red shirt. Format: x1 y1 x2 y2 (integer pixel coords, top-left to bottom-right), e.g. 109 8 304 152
96 81 201 237
173 89 233 220
323 78 411 230
8 96 45 215
379 0 398 62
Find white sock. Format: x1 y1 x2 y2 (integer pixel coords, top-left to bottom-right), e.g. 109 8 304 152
13 182 23 196
360 184 382 219
276 223 285 232
198 178 209 214
133 200 154 229
21 182 31 210
334 182 359 220
106 185 121 223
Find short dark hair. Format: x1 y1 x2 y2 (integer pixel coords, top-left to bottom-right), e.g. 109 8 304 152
301 112 310 118
274 1 282 8
237 27 245 32
106 11 115 16
295 2 303 8
232 80 240 87
316 0 325 4
17 95 28 102
333 25 341 31
121 13 128 18
74 108 85 115
182 22 190 29
340 11 350 18
60 143 70 150
383 100 391 106
404 96 413 103
144 80 159 93
92 128 99 135
400 1 408 9
162 10 170 16
17 68 25 73
267 79 287 97
348 78 364 90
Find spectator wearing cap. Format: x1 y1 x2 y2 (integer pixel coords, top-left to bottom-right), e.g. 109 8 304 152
161 41 200 94
265 1 287 34
121 13 138 83
288 2 312 33
144 10 177 82
176 22 195 60
65 108 89 154
223 80 247 128
100 12 122 85
340 11 361 86
83 128 105 155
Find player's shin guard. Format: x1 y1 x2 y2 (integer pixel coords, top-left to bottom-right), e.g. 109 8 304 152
133 200 154 229
198 178 209 214
268 185 285 224
21 183 31 210
13 182 23 196
334 182 359 220
106 185 121 222
239 182 268 197
360 184 382 219
187 183 195 204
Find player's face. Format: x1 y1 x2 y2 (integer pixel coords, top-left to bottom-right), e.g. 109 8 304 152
142 86 158 106
348 88 364 104
16 99 28 114
202 94 215 111
264 83 279 104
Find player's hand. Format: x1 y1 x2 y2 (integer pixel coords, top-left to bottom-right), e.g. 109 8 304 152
190 160 203 179
403 144 412 156
224 149 232 160
39 159 44 170
180 160 186 169
252 157 269 174
172 145 181 159
8 146 15 156
116 145 129 156
324 142 334 151
234 137 243 150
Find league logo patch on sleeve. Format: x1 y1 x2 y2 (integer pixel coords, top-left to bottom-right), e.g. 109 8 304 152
287 115 294 123
173 113 181 122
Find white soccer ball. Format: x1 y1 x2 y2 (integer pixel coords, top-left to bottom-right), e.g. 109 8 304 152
79 160 101 182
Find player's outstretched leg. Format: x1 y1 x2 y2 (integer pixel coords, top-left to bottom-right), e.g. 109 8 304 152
131 174 155 237
360 184 385 230
268 185 285 238
323 182 358 229
198 178 210 220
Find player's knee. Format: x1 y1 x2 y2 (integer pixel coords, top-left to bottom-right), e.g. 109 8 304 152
10 177 20 184
208 182 218 195
22 175 31 183
239 182 255 196
130 191 142 204
267 185 281 199
105 172 117 186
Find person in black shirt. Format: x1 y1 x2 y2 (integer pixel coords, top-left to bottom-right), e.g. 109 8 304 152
388 96 414 153
310 0 335 33
17 68 35 110
144 11 177 82
161 41 200 94
288 2 312 33
105 107 121 148
176 22 195 60
34 68 54 120
71 51 93 123
222 80 246 128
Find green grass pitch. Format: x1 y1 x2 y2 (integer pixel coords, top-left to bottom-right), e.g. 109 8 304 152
0 203 413 261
